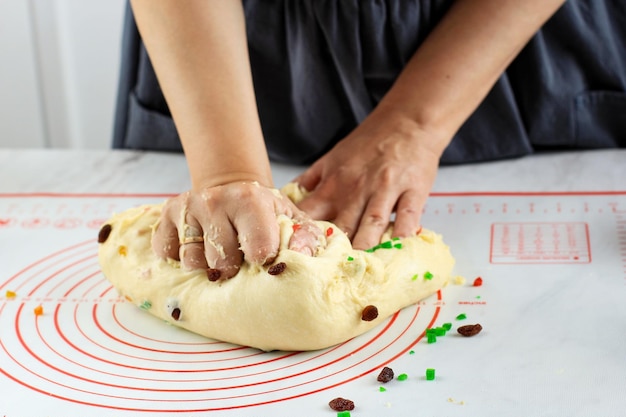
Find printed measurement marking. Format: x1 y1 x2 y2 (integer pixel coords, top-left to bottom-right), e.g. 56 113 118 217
490 222 591 264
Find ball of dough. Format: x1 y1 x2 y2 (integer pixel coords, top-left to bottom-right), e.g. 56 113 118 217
98 194 455 351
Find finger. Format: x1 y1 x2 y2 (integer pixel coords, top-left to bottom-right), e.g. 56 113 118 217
288 219 323 256
179 216 208 271
152 204 181 261
232 201 281 266
293 161 322 192
296 191 336 222
391 190 425 238
179 241 207 270
331 196 366 242
351 193 396 250
201 217 242 280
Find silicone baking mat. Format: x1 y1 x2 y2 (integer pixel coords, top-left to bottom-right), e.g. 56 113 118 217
1 192 625 416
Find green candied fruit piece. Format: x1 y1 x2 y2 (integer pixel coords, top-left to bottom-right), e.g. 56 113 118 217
337 412 351 417
423 271 434 280
434 327 446 336
347 256 354 261
442 322 452 331
139 300 152 310
409 350 415 355
365 242 381 253
456 313 467 320
393 243 403 249
397 373 408 381
427 333 437 344
411 274 419 281
381 240 393 249
379 386 387 392
426 368 436 381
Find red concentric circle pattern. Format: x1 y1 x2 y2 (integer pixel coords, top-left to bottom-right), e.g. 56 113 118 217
0 240 442 412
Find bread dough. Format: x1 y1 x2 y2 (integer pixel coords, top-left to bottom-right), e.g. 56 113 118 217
98 187 455 351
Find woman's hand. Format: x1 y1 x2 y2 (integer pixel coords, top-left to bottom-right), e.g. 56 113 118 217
295 112 444 250
295 0 565 250
152 182 323 280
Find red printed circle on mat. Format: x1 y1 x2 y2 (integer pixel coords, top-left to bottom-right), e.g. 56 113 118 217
0 241 442 412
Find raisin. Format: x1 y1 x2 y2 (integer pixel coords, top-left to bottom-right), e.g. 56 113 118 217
457 323 482 337
268 262 286 275
328 397 355 412
207 268 222 282
361 305 379 321
377 366 394 383
98 224 112 243
171 307 181 321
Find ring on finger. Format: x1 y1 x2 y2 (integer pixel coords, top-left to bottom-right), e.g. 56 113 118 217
181 236 204 245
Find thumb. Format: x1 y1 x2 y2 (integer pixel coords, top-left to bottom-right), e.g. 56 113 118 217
293 161 323 192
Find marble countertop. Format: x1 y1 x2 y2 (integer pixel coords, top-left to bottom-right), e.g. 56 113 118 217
1 148 625 193
1 148 625 417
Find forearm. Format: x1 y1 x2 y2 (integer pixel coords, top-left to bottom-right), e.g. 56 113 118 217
130 0 272 189
374 0 566 154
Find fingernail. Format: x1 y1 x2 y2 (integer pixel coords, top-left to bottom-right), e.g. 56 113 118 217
261 254 278 266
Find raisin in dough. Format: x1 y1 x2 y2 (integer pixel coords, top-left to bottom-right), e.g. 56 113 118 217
98 186 455 351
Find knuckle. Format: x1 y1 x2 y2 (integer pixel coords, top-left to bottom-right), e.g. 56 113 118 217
363 212 387 228
397 206 418 217
376 166 397 187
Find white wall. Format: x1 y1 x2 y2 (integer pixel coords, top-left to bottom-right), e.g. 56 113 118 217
0 0 46 148
0 0 126 149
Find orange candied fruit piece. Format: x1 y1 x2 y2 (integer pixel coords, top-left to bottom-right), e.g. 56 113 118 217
34 305 44 316
5 290 17 299
118 245 128 256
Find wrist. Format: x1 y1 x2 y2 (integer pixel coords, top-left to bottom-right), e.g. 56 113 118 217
367 104 452 158
191 169 273 191
182 133 273 191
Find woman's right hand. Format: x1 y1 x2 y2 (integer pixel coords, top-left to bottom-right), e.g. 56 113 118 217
152 181 324 280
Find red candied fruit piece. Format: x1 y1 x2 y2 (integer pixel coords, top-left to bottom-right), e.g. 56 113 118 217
473 277 483 287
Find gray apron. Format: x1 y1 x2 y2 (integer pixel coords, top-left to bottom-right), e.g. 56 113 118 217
113 0 626 165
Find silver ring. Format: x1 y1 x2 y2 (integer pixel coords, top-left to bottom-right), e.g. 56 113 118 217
181 236 204 245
